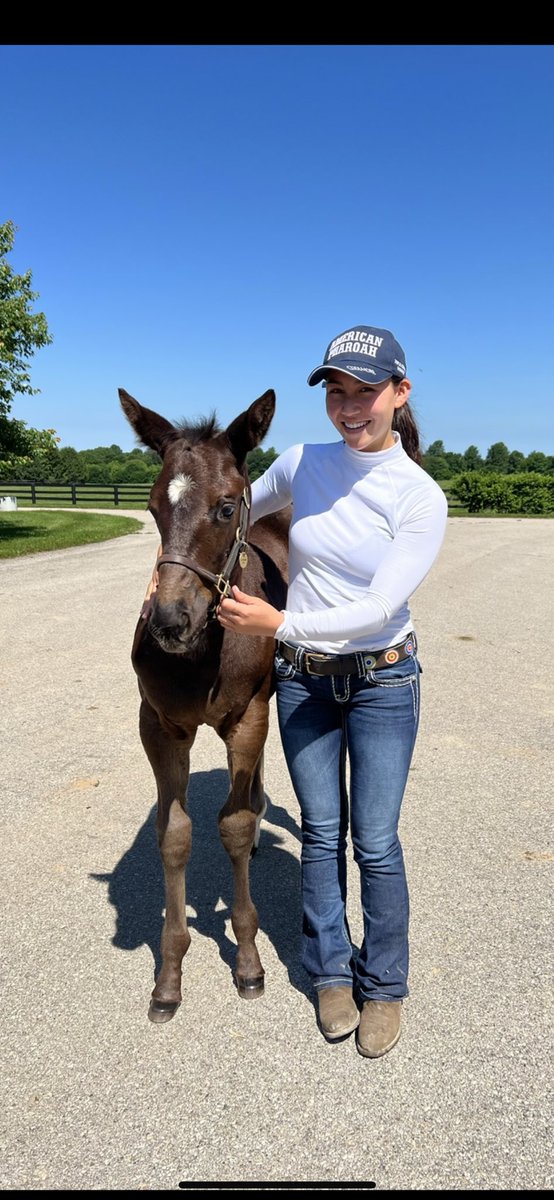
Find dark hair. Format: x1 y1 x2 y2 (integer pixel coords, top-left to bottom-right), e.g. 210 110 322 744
391 376 421 465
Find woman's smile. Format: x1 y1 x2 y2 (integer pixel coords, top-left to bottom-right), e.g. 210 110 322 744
324 370 408 453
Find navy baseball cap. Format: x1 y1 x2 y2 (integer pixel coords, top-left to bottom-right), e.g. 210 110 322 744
307 325 407 386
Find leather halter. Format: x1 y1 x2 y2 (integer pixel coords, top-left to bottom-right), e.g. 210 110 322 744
156 485 251 616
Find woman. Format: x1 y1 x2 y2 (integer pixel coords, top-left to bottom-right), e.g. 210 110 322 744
216 325 448 1058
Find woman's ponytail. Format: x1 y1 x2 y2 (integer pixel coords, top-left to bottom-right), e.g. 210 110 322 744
391 380 421 465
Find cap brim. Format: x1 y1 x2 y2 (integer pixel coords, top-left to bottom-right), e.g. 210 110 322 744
307 364 393 387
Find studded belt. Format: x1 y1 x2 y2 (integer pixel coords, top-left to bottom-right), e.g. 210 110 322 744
276 632 417 677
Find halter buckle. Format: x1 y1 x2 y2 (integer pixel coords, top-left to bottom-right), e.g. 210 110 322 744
214 574 232 599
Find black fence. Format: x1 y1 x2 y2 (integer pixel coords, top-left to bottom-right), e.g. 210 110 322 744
0 478 458 513
0 481 151 507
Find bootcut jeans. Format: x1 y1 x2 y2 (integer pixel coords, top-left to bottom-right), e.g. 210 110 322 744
275 649 421 1002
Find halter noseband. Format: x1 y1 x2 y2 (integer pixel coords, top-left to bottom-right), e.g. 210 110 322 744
156 486 251 616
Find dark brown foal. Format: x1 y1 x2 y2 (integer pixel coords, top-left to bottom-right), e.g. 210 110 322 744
120 387 289 1022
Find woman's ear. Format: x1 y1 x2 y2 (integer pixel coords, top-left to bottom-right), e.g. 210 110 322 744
393 378 411 410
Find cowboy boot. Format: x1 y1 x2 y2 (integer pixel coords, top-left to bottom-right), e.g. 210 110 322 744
356 1000 402 1058
317 986 360 1040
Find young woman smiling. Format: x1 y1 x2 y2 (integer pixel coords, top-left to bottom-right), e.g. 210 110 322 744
216 324 448 1058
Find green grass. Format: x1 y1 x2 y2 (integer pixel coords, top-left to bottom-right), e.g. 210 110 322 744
12 498 149 510
0 510 144 558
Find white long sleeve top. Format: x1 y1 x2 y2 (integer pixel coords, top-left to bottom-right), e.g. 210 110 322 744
250 432 448 655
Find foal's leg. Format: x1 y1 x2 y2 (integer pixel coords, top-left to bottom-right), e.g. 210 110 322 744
251 750 267 855
218 695 269 998
139 700 195 1023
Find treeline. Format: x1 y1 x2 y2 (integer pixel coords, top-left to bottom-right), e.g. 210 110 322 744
0 425 279 484
1 419 552 487
422 440 554 479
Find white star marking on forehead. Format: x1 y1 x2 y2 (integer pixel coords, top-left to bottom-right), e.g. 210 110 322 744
168 473 196 506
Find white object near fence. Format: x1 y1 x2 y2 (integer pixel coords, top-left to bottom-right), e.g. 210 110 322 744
0 496 18 510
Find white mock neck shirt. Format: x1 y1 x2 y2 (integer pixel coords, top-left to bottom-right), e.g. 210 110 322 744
250 432 448 655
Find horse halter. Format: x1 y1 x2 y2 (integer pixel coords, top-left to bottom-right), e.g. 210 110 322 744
156 486 251 618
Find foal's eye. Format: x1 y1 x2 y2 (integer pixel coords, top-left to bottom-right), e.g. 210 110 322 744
219 502 236 521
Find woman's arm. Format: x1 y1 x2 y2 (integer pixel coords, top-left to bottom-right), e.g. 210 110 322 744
219 483 448 643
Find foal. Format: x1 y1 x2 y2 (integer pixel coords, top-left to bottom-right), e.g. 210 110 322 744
120 387 289 1022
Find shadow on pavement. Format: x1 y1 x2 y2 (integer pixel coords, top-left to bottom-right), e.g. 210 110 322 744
90 767 308 999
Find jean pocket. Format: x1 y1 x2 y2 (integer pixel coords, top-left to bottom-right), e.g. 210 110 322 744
366 658 419 687
274 651 296 680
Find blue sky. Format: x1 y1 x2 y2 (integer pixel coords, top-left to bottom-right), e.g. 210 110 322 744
2 43 553 457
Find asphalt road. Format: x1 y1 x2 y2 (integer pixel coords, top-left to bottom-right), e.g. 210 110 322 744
1 511 552 1191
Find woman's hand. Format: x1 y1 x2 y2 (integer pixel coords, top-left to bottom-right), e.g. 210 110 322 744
144 543 163 601
217 585 283 637
140 543 163 618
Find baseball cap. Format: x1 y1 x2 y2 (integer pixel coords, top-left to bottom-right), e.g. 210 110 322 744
307 326 407 387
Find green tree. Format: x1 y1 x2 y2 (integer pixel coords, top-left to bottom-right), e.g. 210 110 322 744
525 451 549 474
422 440 454 480
445 451 463 474
80 444 124 466
0 220 53 418
485 441 510 472
463 445 483 471
0 413 34 457
0 418 60 480
57 446 85 482
84 462 112 485
423 454 451 480
117 457 153 483
246 446 278 481
426 439 446 457
507 450 526 474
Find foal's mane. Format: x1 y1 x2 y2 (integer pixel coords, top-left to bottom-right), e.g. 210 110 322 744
169 413 221 446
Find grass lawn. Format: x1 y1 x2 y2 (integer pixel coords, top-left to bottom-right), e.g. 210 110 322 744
0 509 144 558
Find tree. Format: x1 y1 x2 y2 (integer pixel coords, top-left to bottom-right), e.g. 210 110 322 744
525 451 549 474
507 450 526 474
423 454 451 481
116 457 155 483
463 445 483 471
0 413 34 457
246 446 278 481
422 440 451 480
57 446 85 482
445 451 464 475
0 220 53 418
0 418 60 481
485 441 510 472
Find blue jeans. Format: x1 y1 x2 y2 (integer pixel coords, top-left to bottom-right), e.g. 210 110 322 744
275 650 421 1002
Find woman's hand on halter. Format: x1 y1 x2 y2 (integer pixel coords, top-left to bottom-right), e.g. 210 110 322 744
217 585 283 638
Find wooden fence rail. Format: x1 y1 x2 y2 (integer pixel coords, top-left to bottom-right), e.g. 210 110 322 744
1 479 458 511
0 481 152 507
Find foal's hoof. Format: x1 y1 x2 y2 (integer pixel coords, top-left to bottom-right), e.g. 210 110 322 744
148 998 181 1024
235 974 265 1000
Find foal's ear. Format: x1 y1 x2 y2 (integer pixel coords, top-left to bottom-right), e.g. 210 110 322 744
119 388 176 455
225 389 276 466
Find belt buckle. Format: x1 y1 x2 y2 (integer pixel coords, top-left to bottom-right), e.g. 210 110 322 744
304 652 329 675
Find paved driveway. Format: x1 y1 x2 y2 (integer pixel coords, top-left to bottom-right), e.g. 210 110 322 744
1 512 552 1190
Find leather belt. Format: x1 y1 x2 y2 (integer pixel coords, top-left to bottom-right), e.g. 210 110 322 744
276 632 416 677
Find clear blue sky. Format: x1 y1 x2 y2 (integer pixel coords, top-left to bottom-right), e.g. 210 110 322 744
2 43 553 457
